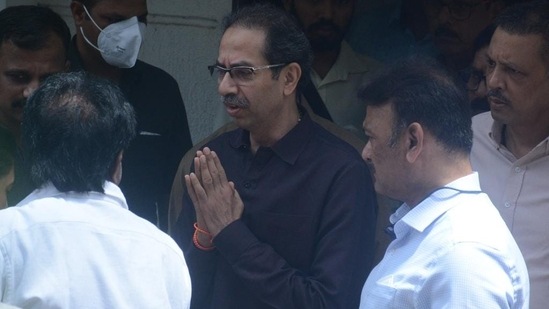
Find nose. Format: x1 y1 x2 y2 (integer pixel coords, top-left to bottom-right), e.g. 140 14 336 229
362 141 372 163
217 71 238 97
437 5 452 24
23 80 40 98
317 0 334 20
485 65 503 91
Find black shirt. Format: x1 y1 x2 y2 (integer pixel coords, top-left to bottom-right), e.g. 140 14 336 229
174 112 377 309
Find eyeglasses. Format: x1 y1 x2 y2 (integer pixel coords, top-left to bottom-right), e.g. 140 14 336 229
431 0 482 21
466 69 486 91
207 63 287 84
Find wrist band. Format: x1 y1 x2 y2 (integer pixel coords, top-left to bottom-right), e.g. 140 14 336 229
194 222 212 237
193 223 215 251
193 229 215 251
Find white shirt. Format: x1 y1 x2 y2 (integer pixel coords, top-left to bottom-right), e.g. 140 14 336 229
0 182 191 309
471 111 549 309
360 173 529 308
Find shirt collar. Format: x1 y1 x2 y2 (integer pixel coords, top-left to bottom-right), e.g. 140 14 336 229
489 118 506 146
489 116 549 156
229 108 315 165
394 173 482 237
17 181 129 210
312 41 378 86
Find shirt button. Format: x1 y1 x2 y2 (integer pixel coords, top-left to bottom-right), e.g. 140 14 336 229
244 182 251 189
504 202 511 208
514 167 522 173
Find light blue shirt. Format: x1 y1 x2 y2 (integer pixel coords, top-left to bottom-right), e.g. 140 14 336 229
0 182 191 309
360 173 529 308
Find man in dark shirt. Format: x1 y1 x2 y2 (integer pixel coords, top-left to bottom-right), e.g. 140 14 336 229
173 4 377 309
0 5 70 206
68 0 193 230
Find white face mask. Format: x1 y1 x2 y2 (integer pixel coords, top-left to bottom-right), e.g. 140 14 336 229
80 5 146 68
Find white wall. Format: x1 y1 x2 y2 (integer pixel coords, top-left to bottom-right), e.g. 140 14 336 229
10 0 231 144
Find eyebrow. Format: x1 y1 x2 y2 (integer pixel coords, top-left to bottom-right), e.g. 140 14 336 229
486 49 511 66
215 61 254 68
489 53 522 72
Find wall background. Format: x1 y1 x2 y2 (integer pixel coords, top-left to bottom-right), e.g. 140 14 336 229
5 0 231 144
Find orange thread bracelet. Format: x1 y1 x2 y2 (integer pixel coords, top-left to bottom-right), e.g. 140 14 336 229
193 229 215 251
194 223 212 237
193 223 215 251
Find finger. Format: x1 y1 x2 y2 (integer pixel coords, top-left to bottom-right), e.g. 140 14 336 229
211 151 228 183
204 149 223 188
229 181 240 200
193 149 205 181
201 147 211 162
184 174 200 206
185 174 204 223
198 154 214 191
229 181 244 217
193 157 201 181
188 172 208 204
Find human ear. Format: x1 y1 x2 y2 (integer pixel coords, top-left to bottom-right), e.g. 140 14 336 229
282 62 301 96
70 1 86 27
110 151 124 185
405 122 424 163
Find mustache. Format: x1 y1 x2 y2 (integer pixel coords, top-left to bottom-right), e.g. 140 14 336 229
222 95 249 109
487 89 511 104
12 98 26 109
434 26 459 39
307 19 343 36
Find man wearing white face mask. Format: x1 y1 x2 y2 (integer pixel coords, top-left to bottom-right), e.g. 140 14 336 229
79 4 145 69
69 0 193 232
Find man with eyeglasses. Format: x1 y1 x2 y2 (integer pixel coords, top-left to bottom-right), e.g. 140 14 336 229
427 0 514 71
467 24 495 115
471 1 549 308
171 4 377 309
212 0 380 140
68 0 193 232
